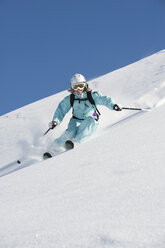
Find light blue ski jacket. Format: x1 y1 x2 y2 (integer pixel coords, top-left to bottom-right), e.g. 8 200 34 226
53 91 115 124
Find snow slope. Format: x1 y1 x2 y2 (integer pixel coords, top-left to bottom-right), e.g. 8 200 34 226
0 50 165 248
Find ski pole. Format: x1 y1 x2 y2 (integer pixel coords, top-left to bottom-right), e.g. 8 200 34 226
43 128 51 136
43 121 58 136
122 107 142 111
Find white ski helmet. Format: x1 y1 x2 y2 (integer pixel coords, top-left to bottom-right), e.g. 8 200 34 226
70 73 86 88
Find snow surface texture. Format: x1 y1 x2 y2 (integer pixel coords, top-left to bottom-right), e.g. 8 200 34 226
0 50 165 248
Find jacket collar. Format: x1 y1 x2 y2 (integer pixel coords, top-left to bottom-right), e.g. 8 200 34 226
73 91 87 99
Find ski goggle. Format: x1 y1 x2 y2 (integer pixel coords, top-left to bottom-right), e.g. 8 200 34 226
72 83 86 90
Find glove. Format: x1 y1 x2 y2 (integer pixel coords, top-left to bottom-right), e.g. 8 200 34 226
113 104 122 111
48 121 58 129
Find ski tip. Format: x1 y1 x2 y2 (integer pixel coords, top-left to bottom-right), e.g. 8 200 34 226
43 152 52 160
65 140 74 150
17 160 21 164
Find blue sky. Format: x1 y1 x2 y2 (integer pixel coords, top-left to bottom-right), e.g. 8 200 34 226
1 0 165 116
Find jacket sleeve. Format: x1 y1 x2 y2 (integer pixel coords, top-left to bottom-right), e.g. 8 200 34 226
52 95 71 124
92 91 115 110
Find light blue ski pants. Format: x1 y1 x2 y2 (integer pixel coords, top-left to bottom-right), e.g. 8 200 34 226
54 116 98 148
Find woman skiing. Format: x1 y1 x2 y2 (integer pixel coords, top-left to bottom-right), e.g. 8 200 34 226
43 73 122 159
